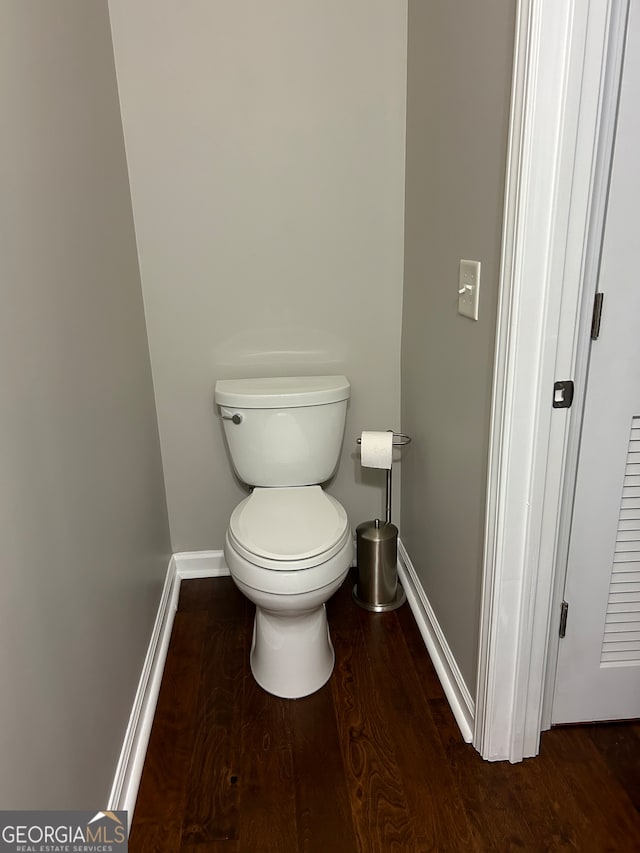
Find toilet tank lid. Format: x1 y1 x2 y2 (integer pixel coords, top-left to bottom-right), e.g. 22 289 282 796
214 375 350 408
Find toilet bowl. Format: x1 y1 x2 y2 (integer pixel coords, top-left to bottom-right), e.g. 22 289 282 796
224 486 352 698
214 374 352 698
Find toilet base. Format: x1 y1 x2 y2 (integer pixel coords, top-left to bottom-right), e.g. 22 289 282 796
250 604 335 699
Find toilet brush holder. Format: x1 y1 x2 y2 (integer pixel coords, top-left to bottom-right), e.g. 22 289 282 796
353 432 410 612
353 517 405 611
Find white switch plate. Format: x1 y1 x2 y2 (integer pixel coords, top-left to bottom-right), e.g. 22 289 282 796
458 259 481 320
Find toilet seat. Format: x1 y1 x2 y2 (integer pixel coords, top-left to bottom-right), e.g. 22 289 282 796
229 486 349 570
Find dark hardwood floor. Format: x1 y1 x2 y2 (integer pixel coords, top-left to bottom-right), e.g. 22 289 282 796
130 573 640 852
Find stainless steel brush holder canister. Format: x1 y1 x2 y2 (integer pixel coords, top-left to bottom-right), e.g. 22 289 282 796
353 518 406 612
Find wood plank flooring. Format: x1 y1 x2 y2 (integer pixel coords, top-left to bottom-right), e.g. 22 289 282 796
130 573 640 852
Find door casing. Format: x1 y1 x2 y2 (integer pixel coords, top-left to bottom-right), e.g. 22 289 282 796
474 0 630 762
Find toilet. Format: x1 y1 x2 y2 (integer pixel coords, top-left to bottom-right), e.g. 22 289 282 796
214 375 352 699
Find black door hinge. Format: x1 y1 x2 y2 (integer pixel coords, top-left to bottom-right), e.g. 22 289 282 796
553 380 574 409
559 601 569 638
591 292 604 340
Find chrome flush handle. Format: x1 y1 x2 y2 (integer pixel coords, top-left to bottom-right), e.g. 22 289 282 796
221 412 243 425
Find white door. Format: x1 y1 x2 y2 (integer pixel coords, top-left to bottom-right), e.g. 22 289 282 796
552 2 640 724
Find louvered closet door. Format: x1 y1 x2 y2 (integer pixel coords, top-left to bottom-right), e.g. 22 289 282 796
601 419 640 667
552 5 640 724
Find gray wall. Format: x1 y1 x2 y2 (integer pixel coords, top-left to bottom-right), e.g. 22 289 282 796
401 0 516 694
0 2 171 807
108 0 408 550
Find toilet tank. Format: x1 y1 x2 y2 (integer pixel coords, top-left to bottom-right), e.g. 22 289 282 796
214 375 350 487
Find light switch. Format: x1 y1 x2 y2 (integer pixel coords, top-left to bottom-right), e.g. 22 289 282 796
458 259 481 321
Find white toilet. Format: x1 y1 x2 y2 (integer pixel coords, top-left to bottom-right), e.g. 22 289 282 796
214 375 352 699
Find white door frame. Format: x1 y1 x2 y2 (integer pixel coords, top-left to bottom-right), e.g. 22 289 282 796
474 0 629 762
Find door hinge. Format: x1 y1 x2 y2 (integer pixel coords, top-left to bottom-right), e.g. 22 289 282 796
591 292 604 340
553 380 574 409
559 600 569 638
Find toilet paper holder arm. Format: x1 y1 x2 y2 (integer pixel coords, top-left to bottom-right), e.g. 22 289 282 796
356 431 412 523
355 432 411 447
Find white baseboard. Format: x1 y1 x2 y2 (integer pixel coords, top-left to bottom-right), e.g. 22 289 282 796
107 555 181 820
397 539 475 743
108 550 228 825
173 549 230 579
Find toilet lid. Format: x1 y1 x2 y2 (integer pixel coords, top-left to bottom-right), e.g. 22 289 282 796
229 486 349 565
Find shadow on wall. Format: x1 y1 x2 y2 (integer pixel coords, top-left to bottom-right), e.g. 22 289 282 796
213 327 348 375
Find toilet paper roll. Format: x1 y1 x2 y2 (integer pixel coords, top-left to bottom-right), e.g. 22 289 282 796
360 430 393 469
